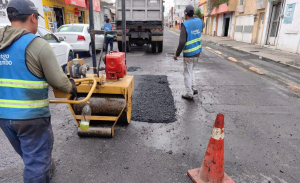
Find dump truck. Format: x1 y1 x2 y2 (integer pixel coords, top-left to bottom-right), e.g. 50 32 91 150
115 0 164 53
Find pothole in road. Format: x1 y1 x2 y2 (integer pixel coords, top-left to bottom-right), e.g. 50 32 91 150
132 75 177 123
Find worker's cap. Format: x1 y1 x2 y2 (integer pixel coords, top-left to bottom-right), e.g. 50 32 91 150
184 5 194 14
7 0 44 19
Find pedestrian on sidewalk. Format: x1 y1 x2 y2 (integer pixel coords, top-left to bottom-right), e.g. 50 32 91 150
174 5 204 101
104 18 114 53
0 0 77 182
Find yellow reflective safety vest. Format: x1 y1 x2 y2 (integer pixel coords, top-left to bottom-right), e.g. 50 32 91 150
0 34 50 119
182 18 203 57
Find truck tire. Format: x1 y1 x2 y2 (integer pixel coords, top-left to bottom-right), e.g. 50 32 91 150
118 41 123 52
151 41 157 53
158 41 163 53
118 41 131 52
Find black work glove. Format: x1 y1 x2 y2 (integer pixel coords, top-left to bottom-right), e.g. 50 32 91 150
69 79 78 100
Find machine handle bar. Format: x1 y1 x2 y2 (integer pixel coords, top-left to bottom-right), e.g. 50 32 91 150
49 78 97 104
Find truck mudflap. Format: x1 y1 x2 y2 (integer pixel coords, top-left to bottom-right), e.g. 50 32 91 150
117 36 129 41
151 36 163 41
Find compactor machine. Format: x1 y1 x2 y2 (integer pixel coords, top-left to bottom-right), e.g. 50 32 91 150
50 0 133 137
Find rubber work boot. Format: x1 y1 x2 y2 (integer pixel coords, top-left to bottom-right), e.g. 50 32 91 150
192 86 198 95
193 89 198 95
182 94 193 101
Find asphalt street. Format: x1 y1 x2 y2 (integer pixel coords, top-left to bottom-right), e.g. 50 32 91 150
0 28 300 183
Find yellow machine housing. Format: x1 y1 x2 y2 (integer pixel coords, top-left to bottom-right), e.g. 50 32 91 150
50 58 134 137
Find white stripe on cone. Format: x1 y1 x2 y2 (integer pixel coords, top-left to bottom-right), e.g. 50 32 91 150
211 127 224 140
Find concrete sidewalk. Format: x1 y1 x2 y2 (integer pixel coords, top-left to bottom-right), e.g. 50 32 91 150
202 35 300 70
168 27 300 70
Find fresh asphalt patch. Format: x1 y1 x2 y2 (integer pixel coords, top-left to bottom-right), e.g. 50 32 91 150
132 75 177 123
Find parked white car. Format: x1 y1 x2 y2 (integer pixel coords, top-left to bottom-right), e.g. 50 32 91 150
0 24 74 68
54 24 104 56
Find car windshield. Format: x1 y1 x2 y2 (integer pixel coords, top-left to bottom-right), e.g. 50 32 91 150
57 25 84 32
38 27 58 43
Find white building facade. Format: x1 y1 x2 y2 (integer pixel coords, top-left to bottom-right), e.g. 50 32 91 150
261 0 300 54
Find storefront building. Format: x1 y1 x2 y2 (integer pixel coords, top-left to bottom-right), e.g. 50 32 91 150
42 0 100 32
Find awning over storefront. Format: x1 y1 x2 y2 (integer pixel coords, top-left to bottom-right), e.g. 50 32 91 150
65 0 86 8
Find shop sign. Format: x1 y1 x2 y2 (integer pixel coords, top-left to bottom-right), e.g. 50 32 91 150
65 0 86 8
86 0 101 12
74 8 79 15
93 0 100 12
284 3 295 24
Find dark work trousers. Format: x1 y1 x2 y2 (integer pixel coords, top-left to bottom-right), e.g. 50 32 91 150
105 37 114 53
0 117 54 183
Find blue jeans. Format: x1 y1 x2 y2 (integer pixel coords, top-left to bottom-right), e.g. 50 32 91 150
105 37 114 52
0 117 54 183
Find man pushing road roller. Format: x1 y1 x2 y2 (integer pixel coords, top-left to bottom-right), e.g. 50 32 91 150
0 0 77 182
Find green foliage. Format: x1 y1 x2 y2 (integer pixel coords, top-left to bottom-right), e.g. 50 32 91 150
194 8 202 18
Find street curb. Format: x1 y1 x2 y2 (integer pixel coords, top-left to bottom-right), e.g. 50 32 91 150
203 46 300 96
203 40 300 71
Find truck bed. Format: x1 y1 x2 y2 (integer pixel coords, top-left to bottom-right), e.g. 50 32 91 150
116 0 163 21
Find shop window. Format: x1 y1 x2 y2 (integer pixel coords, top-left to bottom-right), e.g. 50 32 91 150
67 14 78 24
44 7 55 32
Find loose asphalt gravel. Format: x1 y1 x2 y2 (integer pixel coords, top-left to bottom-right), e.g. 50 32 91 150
131 75 177 123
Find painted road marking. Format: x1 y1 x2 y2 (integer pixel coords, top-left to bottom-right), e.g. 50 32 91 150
228 57 238 62
214 51 221 55
205 46 212 50
288 85 300 93
249 67 265 75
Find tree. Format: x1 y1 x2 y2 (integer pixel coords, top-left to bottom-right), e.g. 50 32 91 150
194 8 202 19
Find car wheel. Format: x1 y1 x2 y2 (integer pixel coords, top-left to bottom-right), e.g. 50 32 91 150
87 44 93 57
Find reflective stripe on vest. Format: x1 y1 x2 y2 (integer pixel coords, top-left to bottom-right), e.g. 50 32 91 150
0 99 49 108
185 37 201 46
183 44 202 53
0 79 49 89
107 34 114 38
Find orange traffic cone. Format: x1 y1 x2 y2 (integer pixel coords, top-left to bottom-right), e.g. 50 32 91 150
187 113 235 183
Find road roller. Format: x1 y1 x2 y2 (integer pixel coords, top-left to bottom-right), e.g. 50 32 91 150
49 0 133 137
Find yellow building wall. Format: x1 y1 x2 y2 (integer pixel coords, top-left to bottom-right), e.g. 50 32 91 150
234 0 268 43
199 0 207 34
42 0 89 31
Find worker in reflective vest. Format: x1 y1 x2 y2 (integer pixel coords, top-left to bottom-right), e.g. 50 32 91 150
104 18 114 53
174 5 203 101
0 0 77 182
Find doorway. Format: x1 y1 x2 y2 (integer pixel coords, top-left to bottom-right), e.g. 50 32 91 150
78 11 85 23
266 1 282 45
224 18 230 37
54 7 64 28
256 13 265 44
